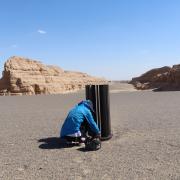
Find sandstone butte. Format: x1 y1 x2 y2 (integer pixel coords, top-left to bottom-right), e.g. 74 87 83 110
0 56 107 96
130 65 180 91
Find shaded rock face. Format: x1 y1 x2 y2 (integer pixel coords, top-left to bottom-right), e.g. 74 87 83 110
0 56 107 95
130 65 180 91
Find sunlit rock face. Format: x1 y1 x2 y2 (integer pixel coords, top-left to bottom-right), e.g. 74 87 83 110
130 65 180 91
0 56 107 95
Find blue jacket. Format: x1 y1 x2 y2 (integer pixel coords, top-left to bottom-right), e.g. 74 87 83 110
60 100 100 137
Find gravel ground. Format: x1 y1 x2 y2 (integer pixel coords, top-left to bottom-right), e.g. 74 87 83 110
1 89 180 180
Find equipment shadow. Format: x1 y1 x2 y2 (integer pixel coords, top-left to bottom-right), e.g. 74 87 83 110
38 137 76 149
76 147 91 152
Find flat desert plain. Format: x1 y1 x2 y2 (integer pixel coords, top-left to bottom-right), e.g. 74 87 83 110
1 84 180 180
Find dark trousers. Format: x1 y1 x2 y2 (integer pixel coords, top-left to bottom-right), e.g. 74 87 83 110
80 119 97 137
64 120 97 142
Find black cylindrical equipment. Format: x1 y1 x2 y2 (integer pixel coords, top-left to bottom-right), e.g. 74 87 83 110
85 84 112 140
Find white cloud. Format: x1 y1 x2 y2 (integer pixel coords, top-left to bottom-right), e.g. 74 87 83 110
38 29 47 34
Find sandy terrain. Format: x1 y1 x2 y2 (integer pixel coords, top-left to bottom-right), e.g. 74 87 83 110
109 82 137 93
1 84 180 179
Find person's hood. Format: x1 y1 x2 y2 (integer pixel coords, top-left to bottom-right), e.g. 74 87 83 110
78 100 95 113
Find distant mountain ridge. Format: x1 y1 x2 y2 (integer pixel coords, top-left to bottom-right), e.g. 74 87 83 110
130 65 180 91
0 56 107 95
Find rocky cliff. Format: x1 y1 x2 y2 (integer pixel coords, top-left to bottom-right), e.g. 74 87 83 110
0 56 107 95
130 65 180 91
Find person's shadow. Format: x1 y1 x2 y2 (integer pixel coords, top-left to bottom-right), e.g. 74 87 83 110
38 137 75 149
38 137 91 152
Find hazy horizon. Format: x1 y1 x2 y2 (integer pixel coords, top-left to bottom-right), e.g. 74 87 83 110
1 0 180 80
0 55 179 81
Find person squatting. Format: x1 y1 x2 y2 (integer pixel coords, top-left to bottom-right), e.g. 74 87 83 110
60 100 101 150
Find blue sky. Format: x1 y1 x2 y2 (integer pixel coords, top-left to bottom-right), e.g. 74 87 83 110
0 0 180 80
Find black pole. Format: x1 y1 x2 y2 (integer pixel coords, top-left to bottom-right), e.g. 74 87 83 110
99 85 112 140
86 85 98 124
85 84 112 141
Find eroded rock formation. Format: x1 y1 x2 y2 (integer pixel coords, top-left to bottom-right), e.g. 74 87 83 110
0 56 107 95
130 65 180 91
